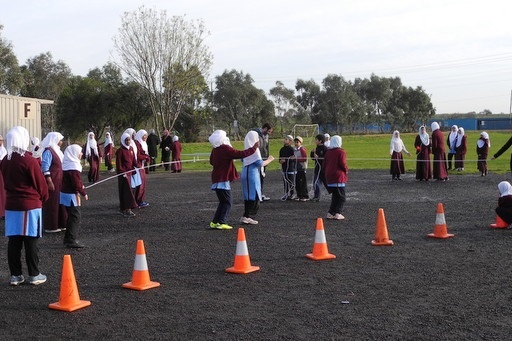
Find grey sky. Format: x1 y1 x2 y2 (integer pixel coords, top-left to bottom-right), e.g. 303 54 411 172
2 0 511 114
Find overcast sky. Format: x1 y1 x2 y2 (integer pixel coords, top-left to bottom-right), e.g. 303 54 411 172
2 0 511 114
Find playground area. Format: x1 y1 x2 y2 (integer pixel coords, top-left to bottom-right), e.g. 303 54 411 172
1 168 512 340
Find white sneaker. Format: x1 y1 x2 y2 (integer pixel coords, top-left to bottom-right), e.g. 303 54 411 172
261 195 270 201
240 216 258 225
327 213 345 220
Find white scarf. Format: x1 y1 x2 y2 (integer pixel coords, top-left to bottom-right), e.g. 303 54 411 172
455 128 464 148
6 126 30 159
124 128 137 160
418 126 429 146
104 132 114 147
41 131 64 161
477 132 490 148
62 144 83 172
390 130 406 153
448 125 458 149
431 122 440 132
85 132 99 157
330 135 342 149
242 131 261 166
209 130 231 148
135 129 148 154
498 181 512 197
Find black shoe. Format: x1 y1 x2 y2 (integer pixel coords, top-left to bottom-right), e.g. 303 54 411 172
65 242 85 249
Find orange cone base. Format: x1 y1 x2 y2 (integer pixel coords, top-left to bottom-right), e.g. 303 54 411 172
427 233 454 239
225 265 260 274
122 281 161 291
490 216 509 229
371 239 394 246
49 299 91 312
306 253 336 261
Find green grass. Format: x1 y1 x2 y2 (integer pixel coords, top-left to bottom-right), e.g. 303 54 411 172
101 131 512 173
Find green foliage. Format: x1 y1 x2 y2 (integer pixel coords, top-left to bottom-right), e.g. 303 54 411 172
0 25 23 95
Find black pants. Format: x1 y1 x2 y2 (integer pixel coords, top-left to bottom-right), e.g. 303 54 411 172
149 155 157 172
496 206 512 224
63 204 81 244
282 172 295 198
329 186 346 215
213 189 232 224
244 200 259 218
295 170 308 199
8 236 40 276
447 153 455 169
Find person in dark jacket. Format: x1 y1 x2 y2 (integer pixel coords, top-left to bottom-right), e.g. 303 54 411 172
311 134 327 201
160 130 173 171
491 135 512 175
146 129 160 172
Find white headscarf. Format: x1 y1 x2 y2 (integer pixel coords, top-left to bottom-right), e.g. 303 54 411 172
418 126 429 146
135 129 148 154
40 131 64 161
85 132 99 157
123 128 137 159
330 135 342 149
477 132 490 148
242 130 261 166
62 144 83 172
449 125 458 148
104 132 114 147
120 132 132 149
390 130 405 153
455 127 465 148
209 130 231 148
173 135 179 142
6 126 30 159
0 135 6 160
431 122 440 132
498 181 512 197
30 136 40 152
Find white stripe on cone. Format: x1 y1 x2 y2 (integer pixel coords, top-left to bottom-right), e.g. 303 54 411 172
315 230 327 243
133 254 149 271
235 241 249 256
435 213 446 225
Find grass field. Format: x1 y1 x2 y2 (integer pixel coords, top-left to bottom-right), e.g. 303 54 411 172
102 131 512 174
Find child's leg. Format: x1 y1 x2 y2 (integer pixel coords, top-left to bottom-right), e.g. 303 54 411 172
213 189 231 224
63 205 80 244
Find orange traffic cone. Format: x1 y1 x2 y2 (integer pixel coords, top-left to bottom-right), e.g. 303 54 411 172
306 218 336 260
490 215 509 229
49 255 91 312
427 203 454 238
122 240 160 290
372 208 394 246
226 228 260 274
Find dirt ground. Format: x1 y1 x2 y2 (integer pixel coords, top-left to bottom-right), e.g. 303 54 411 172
1 167 512 340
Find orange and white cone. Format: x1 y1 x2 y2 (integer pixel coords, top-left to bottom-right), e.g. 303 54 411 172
122 240 161 290
226 228 260 274
306 218 336 260
49 255 91 312
372 208 394 246
490 215 509 229
427 203 454 238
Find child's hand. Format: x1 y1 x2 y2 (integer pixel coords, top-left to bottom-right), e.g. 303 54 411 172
84 194 89 201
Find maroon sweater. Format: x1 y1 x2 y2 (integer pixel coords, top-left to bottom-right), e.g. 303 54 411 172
61 170 86 196
210 144 257 183
0 152 49 210
323 148 348 185
116 146 137 174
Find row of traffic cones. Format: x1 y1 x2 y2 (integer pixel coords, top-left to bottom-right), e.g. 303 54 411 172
49 240 160 312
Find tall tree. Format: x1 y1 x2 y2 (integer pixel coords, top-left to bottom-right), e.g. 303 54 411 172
0 25 23 95
213 69 274 139
20 52 72 131
295 79 321 123
113 7 213 133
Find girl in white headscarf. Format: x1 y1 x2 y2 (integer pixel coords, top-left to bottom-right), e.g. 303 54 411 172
0 134 6 218
323 135 348 220
0 126 49 286
495 181 512 228
40 131 66 233
103 132 115 173
454 127 467 171
115 132 138 217
447 125 458 170
208 130 259 230
85 132 102 183
171 135 182 173
414 126 432 181
60 144 88 248
477 131 490 176
240 130 274 225
389 130 411 180
134 129 150 207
